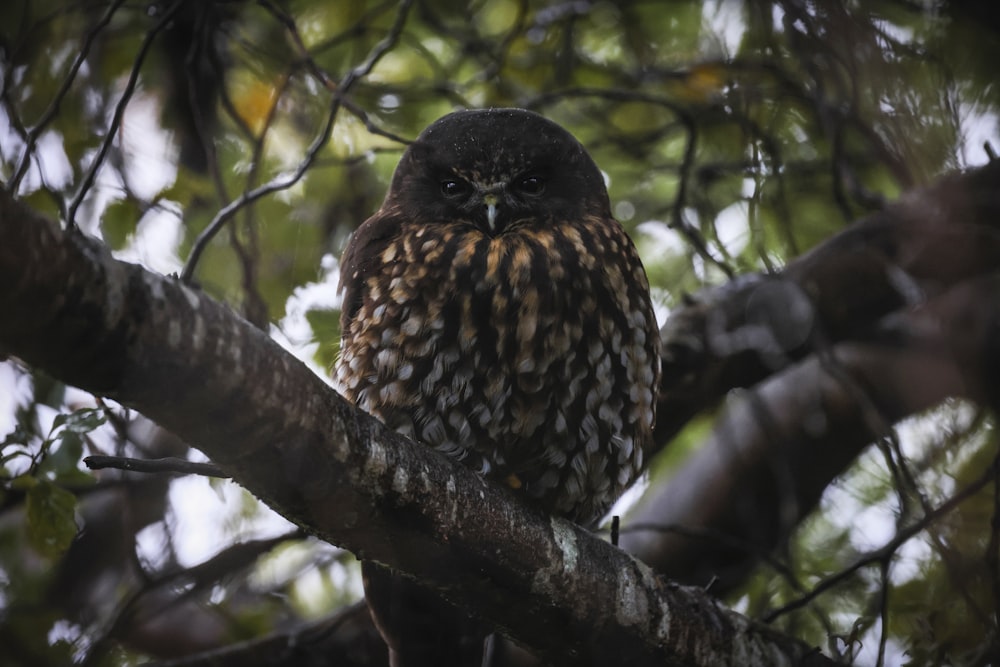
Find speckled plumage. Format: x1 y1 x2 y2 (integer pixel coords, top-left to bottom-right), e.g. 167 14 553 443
337 108 659 524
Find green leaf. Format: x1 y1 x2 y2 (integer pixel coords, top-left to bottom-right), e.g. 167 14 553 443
40 408 104 479
306 307 341 370
10 474 38 491
45 430 82 472
26 481 79 557
101 198 142 250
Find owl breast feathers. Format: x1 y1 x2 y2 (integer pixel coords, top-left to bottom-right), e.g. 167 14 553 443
336 108 660 523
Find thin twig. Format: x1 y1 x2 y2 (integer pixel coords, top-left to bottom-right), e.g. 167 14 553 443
619 521 800 584
876 558 891 667
84 455 229 478
763 464 997 623
257 0 411 145
66 0 184 229
10 0 127 193
80 531 299 667
180 0 415 283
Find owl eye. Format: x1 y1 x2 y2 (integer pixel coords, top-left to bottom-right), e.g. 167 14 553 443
516 175 546 196
440 179 469 198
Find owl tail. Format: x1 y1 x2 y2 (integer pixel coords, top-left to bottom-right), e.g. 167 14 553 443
362 560 492 667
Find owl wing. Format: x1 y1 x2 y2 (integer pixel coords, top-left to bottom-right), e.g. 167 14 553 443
338 207 405 333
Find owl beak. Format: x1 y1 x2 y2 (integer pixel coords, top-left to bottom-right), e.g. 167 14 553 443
483 194 499 232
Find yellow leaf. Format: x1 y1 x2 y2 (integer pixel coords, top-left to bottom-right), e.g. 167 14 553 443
677 64 727 102
233 78 280 137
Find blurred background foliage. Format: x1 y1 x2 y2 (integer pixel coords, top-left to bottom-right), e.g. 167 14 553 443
1 0 999 665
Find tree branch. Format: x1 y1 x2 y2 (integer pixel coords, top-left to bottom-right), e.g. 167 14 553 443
0 191 830 665
629 162 1000 589
146 602 386 667
653 160 1000 448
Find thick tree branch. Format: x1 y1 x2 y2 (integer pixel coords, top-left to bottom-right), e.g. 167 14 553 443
0 192 830 665
632 162 1000 588
623 279 999 586
654 160 1000 447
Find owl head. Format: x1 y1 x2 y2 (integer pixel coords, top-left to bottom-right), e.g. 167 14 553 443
387 108 612 235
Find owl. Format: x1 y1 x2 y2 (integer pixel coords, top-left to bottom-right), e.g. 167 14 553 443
336 108 660 665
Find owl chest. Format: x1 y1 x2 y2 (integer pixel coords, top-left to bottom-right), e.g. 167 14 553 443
346 237 598 429
353 254 586 431
336 227 653 519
